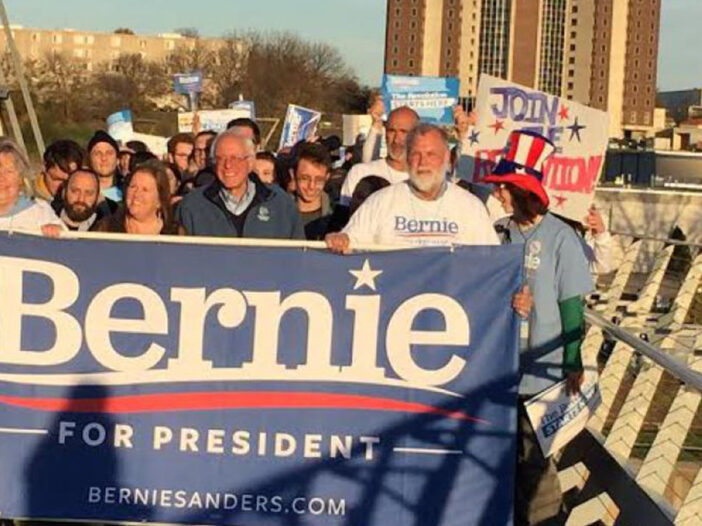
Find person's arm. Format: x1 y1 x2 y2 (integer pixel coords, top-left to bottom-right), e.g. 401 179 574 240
453 107 477 182
174 200 194 235
341 192 380 247
560 295 585 395
325 197 376 254
38 201 66 232
584 207 613 275
560 296 585 371
339 166 359 207
556 227 594 395
362 126 382 163
362 96 385 163
587 231 613 275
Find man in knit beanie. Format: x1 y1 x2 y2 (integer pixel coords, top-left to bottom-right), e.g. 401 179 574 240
87 130 122 202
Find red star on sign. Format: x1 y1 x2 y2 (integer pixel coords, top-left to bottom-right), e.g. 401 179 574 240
558 105 570 121
553 195 568 208
489 119 505 134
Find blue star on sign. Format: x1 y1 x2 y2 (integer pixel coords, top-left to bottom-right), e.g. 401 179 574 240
567 117 586 142
469 130 480 146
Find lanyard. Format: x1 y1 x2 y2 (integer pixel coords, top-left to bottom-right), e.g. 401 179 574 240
508 216 545 285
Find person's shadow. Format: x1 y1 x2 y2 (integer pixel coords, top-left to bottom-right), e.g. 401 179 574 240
23 384 150 524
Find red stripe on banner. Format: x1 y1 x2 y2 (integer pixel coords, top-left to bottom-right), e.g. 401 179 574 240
525 138 546 169
0 391 488 424
396 233 455 238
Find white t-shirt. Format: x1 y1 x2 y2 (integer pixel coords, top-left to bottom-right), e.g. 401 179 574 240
343 182 500 247
339 158 409 207
0 199 64 233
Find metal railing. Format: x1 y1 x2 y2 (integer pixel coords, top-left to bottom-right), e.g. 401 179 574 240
561 234 702 525
585 310 702 392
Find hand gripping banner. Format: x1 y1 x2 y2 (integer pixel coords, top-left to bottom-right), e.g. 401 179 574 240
0 233 522 526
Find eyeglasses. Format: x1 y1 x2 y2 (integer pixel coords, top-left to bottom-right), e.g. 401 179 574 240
216 155 253 165
297 175 328 187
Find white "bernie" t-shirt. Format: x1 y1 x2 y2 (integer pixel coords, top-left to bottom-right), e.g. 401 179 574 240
339 158 409 207
343 182 500 247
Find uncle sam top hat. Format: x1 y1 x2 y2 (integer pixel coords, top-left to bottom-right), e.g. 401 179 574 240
483 129 556 207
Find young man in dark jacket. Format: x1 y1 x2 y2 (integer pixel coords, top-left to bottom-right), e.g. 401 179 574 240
176 131 304 240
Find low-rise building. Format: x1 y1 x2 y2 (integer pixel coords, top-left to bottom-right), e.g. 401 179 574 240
0 25 222 71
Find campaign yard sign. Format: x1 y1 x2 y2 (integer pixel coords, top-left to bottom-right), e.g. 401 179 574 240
174 72 203 96
0 233 521 526
106 110 134 144
525 369 601 457
463 75 610 221
177 108 254 134
132 133 168 157
279 104 322 150
382 74 459 126
229 100 257 120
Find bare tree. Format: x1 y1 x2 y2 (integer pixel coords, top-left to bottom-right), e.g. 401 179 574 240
7 30 369 144
165 42 214 74
27 52 89 121
92 54 169 116
219 31 364 118
209 36 249 106
174 28 200 39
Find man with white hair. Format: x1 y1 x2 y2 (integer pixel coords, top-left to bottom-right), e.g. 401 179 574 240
176 130 304 239
326 124 499 251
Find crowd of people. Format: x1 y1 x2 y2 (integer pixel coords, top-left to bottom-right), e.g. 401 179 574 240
0 102 614 525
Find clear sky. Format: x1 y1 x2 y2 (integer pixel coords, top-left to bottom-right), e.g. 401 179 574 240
3 0 699 91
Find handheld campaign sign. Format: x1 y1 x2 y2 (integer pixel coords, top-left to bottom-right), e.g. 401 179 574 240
132 133 168 157
106 110 134 143
177 108 254 133
463 75 610 221
0 233 521 526
229 100 256 120
279 104 322 150
382 74 459 126
524 369 601 457
174 72 203 96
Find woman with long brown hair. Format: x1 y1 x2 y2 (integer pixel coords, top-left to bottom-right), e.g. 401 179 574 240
95 160 184 235
485 130 593 525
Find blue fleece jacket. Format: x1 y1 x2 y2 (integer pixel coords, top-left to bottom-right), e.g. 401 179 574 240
176 175 305 240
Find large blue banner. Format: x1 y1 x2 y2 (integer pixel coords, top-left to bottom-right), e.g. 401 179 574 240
382 74 460 125
0 233 521 525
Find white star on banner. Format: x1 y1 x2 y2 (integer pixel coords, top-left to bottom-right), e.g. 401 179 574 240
349 259 383 292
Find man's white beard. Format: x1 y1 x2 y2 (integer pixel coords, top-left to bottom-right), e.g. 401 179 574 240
409 168 446 195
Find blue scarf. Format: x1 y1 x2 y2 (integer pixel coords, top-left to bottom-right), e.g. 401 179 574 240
0 195 34 218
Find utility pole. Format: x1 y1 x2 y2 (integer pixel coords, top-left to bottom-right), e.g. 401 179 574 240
0 71 26 154
0 0 45 155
